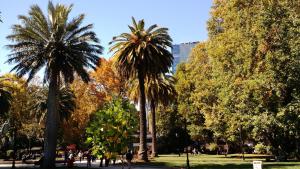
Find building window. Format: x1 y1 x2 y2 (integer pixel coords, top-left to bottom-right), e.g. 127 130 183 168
172 45 180 54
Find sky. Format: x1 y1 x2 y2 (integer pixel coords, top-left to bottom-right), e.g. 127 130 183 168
0 0 213 74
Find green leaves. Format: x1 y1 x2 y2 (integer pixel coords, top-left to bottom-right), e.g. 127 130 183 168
85 97 138 155
110 17 173 80
0 76 12 115
175 0 300 157
6 1 103 84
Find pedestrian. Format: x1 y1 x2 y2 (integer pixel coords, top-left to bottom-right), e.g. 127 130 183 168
125 150 133 169
67 150 75 168
86 151 92 168
64 150 68 165
78 150 83 163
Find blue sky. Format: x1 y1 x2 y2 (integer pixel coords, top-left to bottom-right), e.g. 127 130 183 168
0 0 212 74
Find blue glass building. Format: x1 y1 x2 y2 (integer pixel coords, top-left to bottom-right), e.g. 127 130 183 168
171 42 198 73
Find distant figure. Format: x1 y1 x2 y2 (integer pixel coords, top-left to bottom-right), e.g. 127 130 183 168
192 148 197 155
64 150 68 165
125 150 133 169
67 150 75 168
92 155 96 162
86 151 92 168
78 150 83 162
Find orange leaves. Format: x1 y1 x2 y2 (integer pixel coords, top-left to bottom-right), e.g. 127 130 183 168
62 58 126 144
90 58 125 102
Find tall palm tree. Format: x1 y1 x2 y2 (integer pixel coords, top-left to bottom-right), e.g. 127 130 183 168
0 76 12 116
6 2 102 168
127 74 176 158
146 74 176 157
110 17 173 161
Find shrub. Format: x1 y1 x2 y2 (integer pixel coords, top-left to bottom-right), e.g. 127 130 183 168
6 150 13 158
254 143 271 154
208 143 218 152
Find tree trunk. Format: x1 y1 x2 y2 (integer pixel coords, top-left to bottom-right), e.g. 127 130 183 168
137 72 148 161
150 99 157 158
11 128 16 169
42 74 59 169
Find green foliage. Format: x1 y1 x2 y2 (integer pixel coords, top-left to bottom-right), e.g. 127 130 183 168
6 1 103 83
254 143 272 154
156 104 189 153
32 87 76 123
110 17 173 79
6 150 13 157
208 143 218 152
175 0 300 158
85 97 138 157
110 17 173 161
6 2 103 167
0 76 12 116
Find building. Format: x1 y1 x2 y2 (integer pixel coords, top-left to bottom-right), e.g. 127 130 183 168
171 42 198 73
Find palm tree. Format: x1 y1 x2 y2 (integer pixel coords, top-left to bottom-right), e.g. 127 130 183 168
127 74 176 158
110 17 173 161
32 87 76 125
6 2 102 168
0 76 12 116
146 74 176 157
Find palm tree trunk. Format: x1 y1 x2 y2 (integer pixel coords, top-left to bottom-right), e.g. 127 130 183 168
150 99 157 158
137 72 148 162
42 74 59 169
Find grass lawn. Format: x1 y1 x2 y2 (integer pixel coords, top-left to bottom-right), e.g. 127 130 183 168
151 154 300 169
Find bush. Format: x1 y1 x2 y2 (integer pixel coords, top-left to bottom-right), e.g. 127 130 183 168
6 150 13 158
208 143 218 152
254 143 271 154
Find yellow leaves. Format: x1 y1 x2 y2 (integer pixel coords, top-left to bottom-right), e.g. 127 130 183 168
64 59 127 143
91 58 125 102
234 77 243 85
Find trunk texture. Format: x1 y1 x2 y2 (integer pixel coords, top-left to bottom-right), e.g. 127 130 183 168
12 128 16 169
150 99 157 158
42 74 59 169
137 72 148 161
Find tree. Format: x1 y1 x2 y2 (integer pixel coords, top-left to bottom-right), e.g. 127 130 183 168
0 74 28 168
6 2 103 168
155 103 189 154
64 77 99 146
0 76 12 116
86 97 138 158
206 0 300 158
174 0 300 159
110 17 173 161
90 58 126 103
146 75 177 157
33 87 76 125
127 74 176 157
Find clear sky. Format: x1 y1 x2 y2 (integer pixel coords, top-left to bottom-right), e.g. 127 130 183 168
0 0 212 74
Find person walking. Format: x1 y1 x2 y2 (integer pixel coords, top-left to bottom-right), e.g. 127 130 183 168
78 150 83 163
86 151 92 168
125 150 133 169
67 150 75 168
63 150 68 165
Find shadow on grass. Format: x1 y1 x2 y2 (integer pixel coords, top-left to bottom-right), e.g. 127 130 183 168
150 161 300 169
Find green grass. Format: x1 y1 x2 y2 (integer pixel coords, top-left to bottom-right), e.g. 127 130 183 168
151 154 300 169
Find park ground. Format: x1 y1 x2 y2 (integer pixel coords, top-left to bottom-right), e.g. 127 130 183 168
1 154 300 169
151 154 300 169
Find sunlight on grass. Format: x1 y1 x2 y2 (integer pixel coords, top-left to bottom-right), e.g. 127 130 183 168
152 154 300 169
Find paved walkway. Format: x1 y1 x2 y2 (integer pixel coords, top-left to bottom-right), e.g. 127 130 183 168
0 160 172 169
